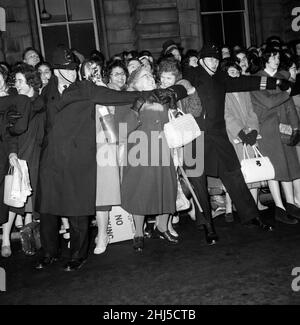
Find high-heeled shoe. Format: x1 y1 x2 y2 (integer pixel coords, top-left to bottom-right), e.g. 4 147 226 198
133 236 144 252
94 236 109 255
153 227 179 244
1 245 12 258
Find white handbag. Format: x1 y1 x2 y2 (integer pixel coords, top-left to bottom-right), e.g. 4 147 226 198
241 145 275 184
164 109 201 149
3 166 25 208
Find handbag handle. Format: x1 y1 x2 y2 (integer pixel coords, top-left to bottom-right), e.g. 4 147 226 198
8 166 13 175
252 145 264 158
168 107 185 121
243 144 251 160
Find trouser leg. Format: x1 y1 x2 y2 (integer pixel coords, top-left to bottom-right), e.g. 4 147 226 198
68 216 89 261
219 169 259 224
39 213 60 257
188 172 213 227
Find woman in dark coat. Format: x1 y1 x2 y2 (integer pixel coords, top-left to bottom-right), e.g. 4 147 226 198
0 65 31 257
1 63 45 257
251 48 300 224
121 67 179 251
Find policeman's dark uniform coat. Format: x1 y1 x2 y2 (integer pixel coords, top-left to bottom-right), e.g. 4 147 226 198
36 80 143 217
183 64 277 224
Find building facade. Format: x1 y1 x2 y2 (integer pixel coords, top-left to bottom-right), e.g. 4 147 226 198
0 0 300 64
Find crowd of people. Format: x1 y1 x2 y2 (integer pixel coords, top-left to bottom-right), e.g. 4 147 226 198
0 35 300 272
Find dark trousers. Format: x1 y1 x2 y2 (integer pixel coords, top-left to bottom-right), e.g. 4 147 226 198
40 213 89 261
219 168 259 224
189 168 259 226
188 173 212 227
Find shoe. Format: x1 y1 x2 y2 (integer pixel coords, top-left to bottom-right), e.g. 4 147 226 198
144 222 155 239
248 217 274 231
63 259 86 272
285 203 300 220
275 206 298 225
225 213 234 223
168 225 179 238
153 228 179 244
35 256 58 270
1 245 11 258
133 236 144 252
94 236 109 255
203 224 219 245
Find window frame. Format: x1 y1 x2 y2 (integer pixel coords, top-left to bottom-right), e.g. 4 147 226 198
199 0 250 47
34 0 100 58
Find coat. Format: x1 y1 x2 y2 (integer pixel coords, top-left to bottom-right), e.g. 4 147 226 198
224 92 260 188
121 102 177 215
183 65 276 177
0 94 31 224
251 70 300 181
36 80 154 217
9 95 46 214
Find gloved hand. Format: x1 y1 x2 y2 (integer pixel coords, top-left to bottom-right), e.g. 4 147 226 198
238 129 249 144
277 79 291 92
6 110 22 127
246 130 258 146
132 96 146 113
238 129 258 146
287 129 300 146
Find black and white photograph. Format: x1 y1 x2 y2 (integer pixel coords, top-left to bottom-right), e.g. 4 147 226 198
0 0 300 309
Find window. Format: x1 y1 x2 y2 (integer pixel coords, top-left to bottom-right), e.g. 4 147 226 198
35 0 100 61
200 0 250 47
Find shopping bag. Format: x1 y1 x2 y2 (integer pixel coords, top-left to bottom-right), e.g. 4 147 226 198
3 167 24 208
176 177 191 212
241 145 275 183
107 206 135 244
164 109 201 149
19 221 41 256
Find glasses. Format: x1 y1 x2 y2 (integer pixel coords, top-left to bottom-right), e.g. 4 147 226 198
111 72 126 78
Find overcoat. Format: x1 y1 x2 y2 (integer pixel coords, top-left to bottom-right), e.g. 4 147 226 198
121 102 177 216
183 65 277 177
35 80 174 217
0 95 31 223
251 70 300 181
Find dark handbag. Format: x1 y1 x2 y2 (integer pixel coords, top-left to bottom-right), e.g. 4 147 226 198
19 221 41 256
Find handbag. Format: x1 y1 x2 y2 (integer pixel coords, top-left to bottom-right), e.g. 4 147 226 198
279 123 293 144
164 108 201 149
3 166 24 208
176 176 191 212
20 221 41 256
241 145 275 183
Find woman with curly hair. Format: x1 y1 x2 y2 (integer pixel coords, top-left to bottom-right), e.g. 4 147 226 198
1 63 45 256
